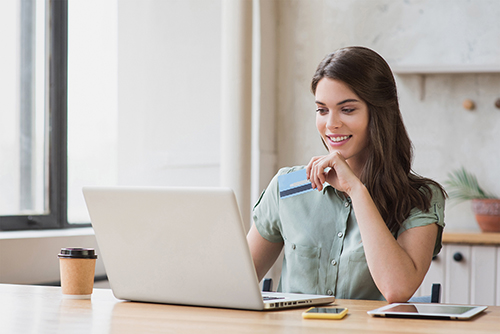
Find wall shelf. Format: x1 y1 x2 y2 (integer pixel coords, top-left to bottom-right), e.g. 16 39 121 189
390 64 500 100
391 64 500 74
443 231 500 245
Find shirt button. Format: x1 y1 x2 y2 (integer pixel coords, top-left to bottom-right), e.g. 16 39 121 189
327 290 333 296
337 232 343 238
291 244 296 250
331 260 337 266
344 202 349 208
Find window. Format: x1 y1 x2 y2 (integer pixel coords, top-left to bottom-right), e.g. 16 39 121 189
1 0 221 230
0 0 71 230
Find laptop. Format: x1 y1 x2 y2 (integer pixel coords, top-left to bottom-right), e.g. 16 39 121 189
83 186 335 310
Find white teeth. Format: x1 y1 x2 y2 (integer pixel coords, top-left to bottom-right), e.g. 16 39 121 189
330 135 350 142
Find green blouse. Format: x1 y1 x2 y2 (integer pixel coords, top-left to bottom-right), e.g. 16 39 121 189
252 166 445 300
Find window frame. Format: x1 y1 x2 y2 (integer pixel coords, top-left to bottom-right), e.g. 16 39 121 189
0 0 89 231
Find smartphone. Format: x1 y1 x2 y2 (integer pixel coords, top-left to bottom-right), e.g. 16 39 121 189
302 307 348 320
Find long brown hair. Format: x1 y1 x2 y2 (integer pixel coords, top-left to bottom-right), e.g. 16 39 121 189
311 46 446 234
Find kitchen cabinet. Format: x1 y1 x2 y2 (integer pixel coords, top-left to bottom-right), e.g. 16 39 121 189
415 232 500 306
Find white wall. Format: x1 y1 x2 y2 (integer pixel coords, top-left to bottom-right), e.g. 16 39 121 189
117 0 222 188
0 228 105 284
68 0 223 222
67 0 119 223
251 0 278 206
271 0 500 231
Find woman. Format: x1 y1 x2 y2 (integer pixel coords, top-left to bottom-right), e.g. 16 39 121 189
247 46 446 303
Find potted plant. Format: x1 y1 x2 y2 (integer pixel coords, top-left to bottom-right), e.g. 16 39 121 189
445 167 500 232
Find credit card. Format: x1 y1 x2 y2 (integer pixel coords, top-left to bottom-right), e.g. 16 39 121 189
278 169 313 199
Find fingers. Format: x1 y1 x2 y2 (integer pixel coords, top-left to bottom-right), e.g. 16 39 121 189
306 152 348 191
313 159 327 191
305 157 316 181
306 155 333 191
306 156 322 190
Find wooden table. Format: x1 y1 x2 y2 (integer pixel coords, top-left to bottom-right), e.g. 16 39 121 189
1 284 499 333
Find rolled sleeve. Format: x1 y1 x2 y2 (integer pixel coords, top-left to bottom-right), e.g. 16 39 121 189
252 171 284 243
397 185 446 256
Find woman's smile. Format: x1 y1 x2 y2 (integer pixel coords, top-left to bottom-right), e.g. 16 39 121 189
326 134 352 145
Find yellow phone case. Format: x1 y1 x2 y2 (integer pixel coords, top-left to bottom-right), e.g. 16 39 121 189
302 307 348 320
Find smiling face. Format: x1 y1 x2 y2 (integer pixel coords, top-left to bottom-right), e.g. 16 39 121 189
315 78 370 172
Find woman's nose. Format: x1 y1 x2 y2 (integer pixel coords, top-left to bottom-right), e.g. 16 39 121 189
326 112 342 129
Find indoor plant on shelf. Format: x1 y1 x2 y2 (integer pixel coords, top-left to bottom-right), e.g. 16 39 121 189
445 167 500 232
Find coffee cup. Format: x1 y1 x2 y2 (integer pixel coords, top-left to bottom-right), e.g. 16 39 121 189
58 247 98 299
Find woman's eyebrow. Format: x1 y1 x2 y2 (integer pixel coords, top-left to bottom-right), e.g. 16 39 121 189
315 98 360 106
336 98 359 106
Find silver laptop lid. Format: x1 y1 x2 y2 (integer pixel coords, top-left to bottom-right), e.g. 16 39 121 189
83 186 265 310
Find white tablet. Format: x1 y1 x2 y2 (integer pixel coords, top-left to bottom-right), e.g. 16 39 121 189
368 303 487 320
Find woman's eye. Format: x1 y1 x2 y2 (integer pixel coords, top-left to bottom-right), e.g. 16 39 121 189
316 108 328 115
342 108 355 114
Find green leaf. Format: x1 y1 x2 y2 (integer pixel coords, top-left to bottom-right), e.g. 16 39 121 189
444 167 497 204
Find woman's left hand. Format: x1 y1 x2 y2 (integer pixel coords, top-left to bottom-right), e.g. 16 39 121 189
306 151 362 195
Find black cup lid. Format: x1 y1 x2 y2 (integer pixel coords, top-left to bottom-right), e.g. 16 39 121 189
58 247 98 259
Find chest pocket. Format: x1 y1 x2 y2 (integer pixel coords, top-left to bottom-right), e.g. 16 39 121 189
337 248 382 300
347 251 366 262
281 240 321 294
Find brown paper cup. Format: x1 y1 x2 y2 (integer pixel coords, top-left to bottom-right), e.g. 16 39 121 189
58 248 98 299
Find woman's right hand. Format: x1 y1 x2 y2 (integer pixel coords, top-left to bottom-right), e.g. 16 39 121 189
306 151 362 196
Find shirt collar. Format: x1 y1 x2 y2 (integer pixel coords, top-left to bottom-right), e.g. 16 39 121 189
323 182 351 201
321 182 333 194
